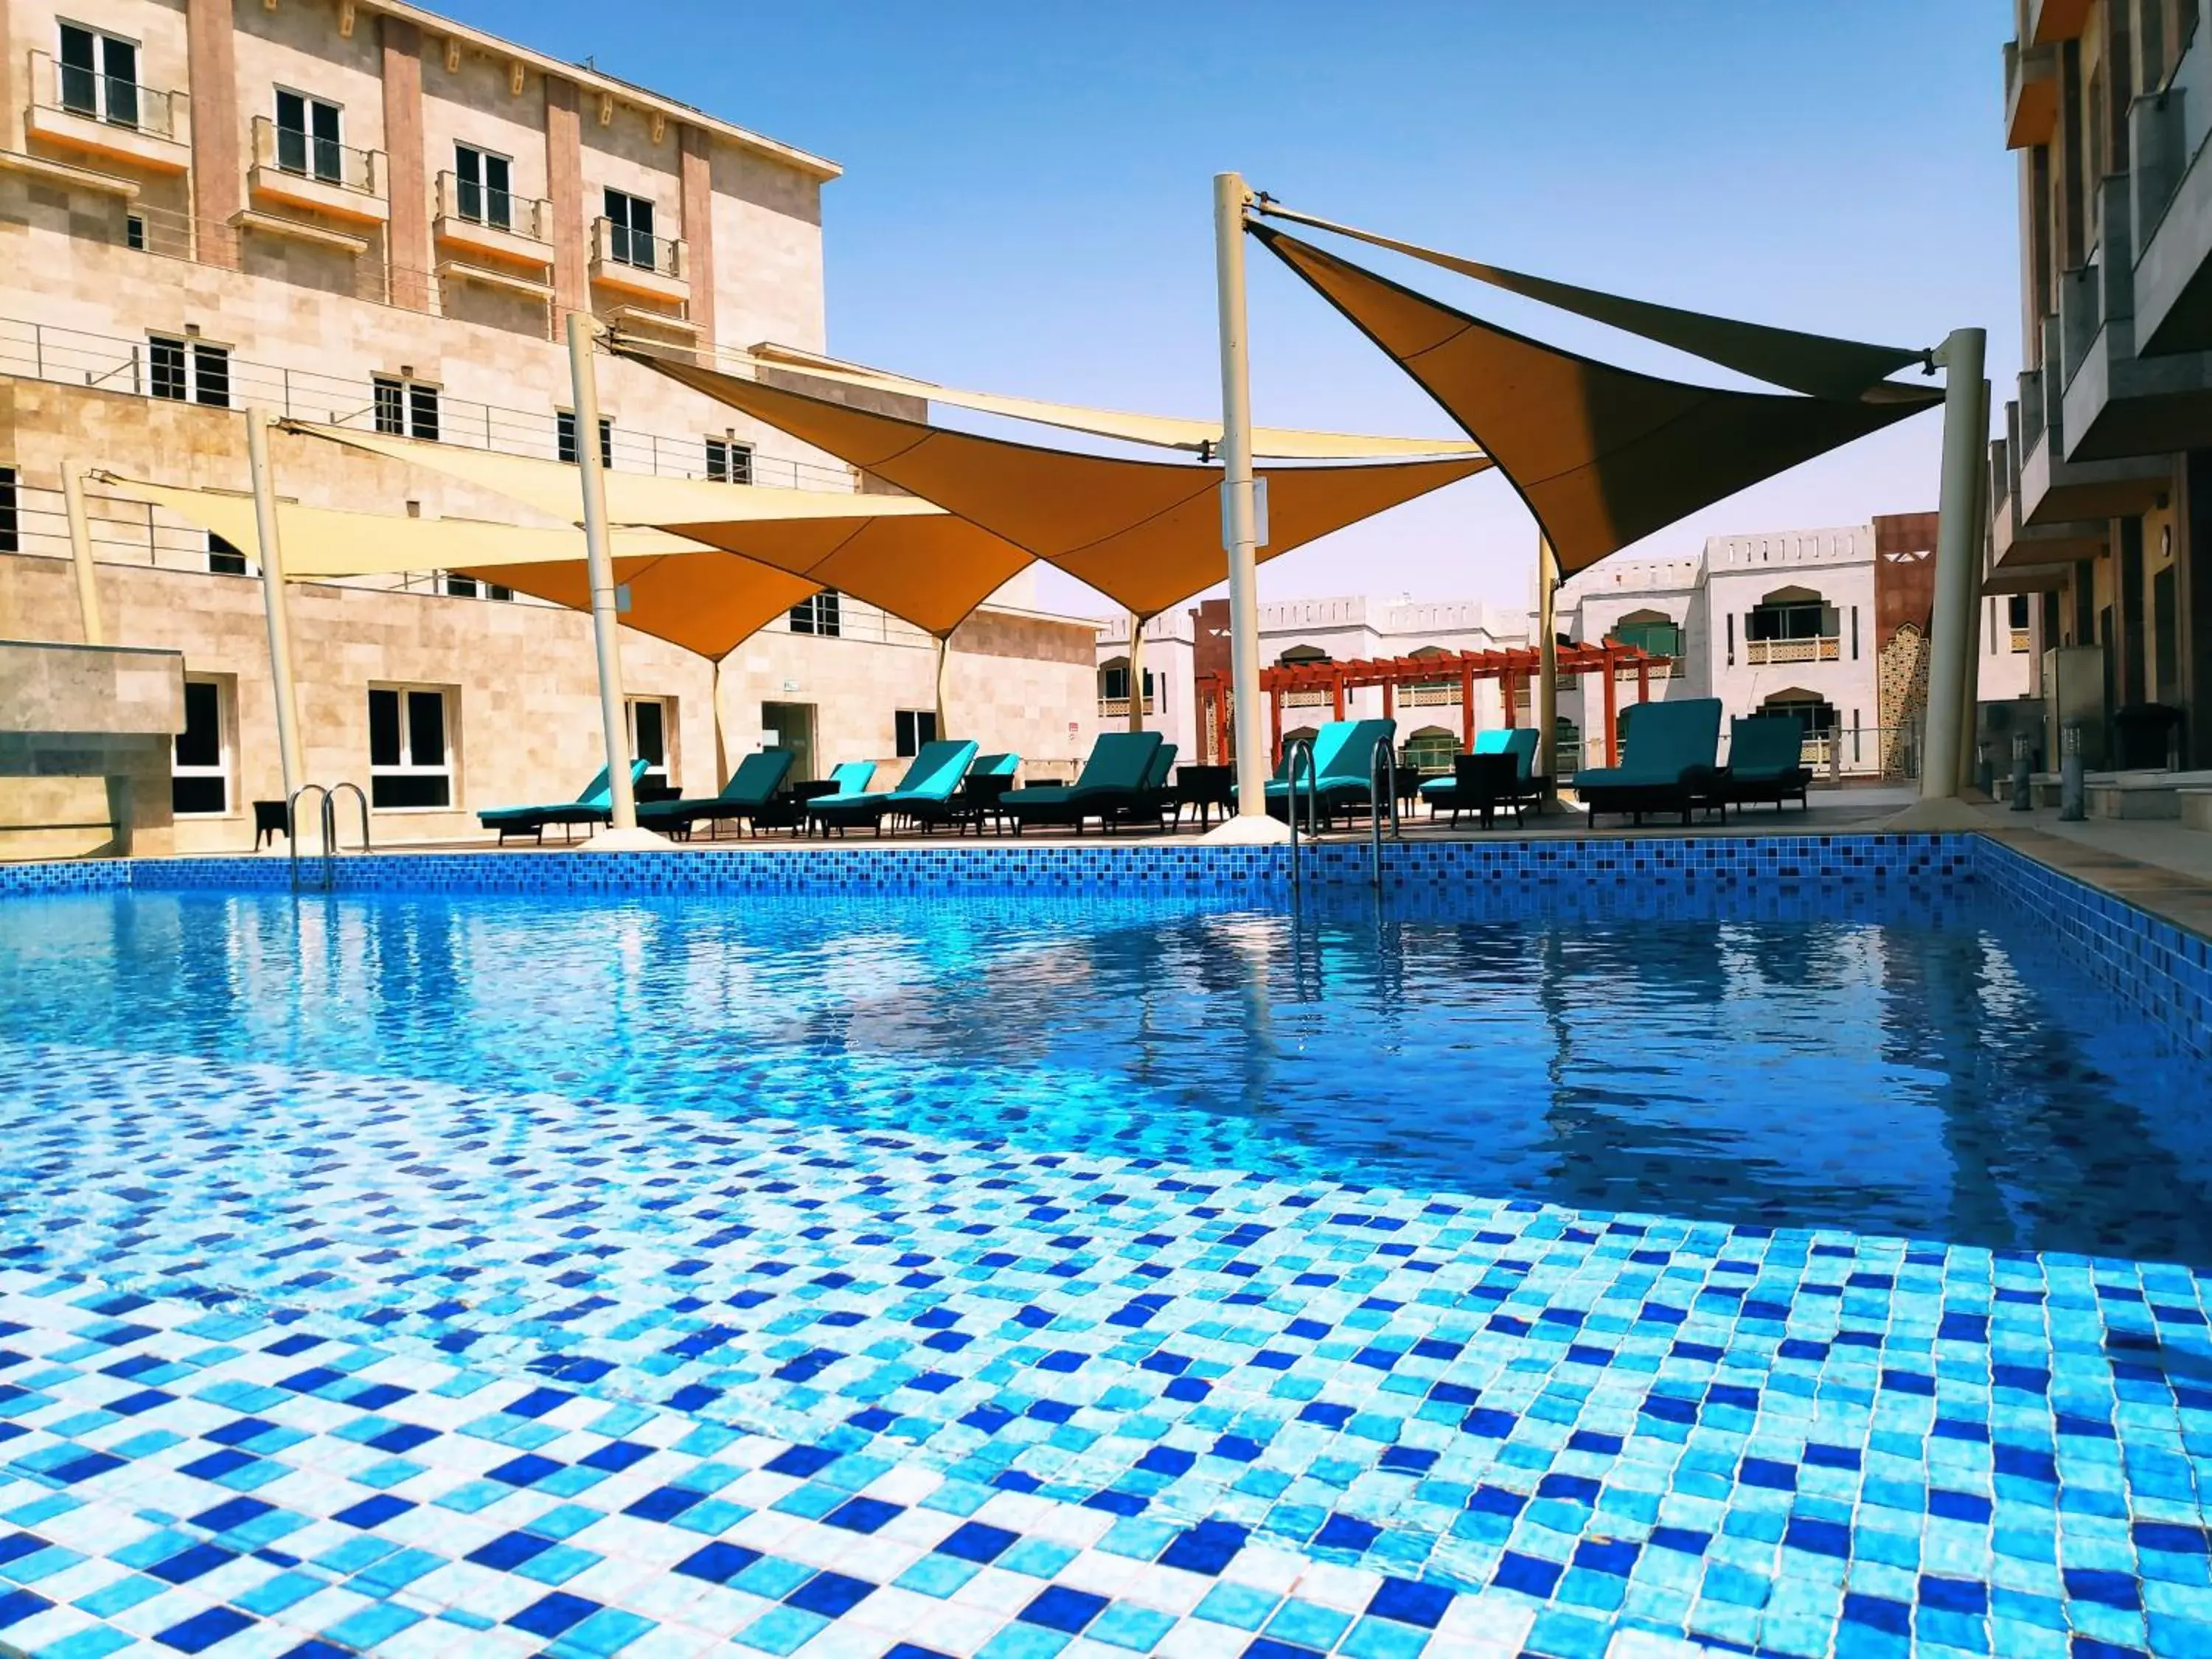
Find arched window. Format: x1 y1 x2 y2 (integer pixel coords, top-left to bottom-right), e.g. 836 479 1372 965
1405 645 1458 706
1400 726 1458 776
1610 608 1682 664
1278 644 1332 708
1554 717 1582 776
1760 689 1836 763
1096 655 1153 714
1745 587 1839 665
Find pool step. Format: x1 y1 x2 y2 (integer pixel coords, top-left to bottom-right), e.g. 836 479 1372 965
2184 787 2212 831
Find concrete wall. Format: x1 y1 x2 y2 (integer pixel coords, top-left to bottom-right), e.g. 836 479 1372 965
0 636 181 858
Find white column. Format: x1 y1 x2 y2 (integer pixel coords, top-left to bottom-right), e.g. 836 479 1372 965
62 467 105 647
1208 170 1287 843
246 408 306 802
1955 377 1994 793
1537 535 1560 799
1126 613 1147 733
1888 327 1988 828
566 313 663 846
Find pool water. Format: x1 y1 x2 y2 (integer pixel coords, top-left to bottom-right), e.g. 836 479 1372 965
0 880 2206 1659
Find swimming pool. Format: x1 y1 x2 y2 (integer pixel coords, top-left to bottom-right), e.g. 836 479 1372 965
0 838 2205 1659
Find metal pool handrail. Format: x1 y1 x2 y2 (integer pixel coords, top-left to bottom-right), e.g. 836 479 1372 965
1368 738 1401 889
1284 737 1320 901
288 782 371 891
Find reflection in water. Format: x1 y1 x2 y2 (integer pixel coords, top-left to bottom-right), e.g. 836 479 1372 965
1 883 2208 1265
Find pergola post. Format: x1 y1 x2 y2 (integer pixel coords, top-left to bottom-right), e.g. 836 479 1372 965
1888 327 1988 830
1503 667 1519 728
1270 684 1284 767
1331 668 1346 722
1601 645 1618 769
1460 658 1475 746
1208 170 1285 841
246 408 306 805
1637 657 1651 706
1537 535 1560 801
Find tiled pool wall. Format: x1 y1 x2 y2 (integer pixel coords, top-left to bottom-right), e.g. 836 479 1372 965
1 831 2205 1057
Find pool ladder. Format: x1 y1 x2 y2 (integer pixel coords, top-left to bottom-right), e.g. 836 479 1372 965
1284 739 1402 900
1368 738 1401 889
288 782 370 891
1284 738 1319 902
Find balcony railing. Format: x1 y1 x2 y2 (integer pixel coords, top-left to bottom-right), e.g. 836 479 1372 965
1744 636 1840 666
591 217 684 281
251 115 383 198
1096 695 1157 718
435 171 549 244
2009 626 2031 653
1402 683 1461 706
32 51 184 139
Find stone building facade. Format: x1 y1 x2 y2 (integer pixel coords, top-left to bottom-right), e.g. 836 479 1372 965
0 0 1096 854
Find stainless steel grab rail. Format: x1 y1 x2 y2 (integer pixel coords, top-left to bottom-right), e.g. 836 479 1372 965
1368 738 1400 888
287 782 371 891
327 782 371 858
1284 737 1319 902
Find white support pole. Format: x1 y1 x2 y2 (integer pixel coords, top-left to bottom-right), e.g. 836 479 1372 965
1537 535 1560 801
1208 170 1288 843
61 467 105 647
1956 375 1994 793
566 313 657 844
246 408 306 803
1887 327 1988 829
1126 613 1147 733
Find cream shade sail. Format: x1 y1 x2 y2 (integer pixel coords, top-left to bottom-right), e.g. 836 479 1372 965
1251 227 1941 577
733 340 1486 460
285 424 1037 638
613 350 1492 618
95 474 827 659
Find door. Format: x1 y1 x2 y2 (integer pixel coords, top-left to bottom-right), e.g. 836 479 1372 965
761 701 815 785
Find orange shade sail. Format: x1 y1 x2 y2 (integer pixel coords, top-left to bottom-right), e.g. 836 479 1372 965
621 348 1492 618
1253 226 1942 577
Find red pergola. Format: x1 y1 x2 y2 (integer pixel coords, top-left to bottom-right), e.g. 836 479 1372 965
1195 639 1669 768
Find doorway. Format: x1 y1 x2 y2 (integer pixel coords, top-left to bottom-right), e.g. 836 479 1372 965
761 701 816 785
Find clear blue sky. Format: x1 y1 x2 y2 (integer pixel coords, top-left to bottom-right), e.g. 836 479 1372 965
452 0 2020 616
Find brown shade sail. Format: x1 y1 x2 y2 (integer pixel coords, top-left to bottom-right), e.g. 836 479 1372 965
1253 226 1942 576
1253 204 1929 401
460 547 823 659
620 349 1492 618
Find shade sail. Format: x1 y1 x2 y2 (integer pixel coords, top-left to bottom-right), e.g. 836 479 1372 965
285 425 1036 638
616 349 1492 617
735 341 1485 460
1253 227 1941 576
97 475 824 658
1253 204 1929 401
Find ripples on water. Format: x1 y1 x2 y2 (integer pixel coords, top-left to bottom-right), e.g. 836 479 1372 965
3 883 2208 1264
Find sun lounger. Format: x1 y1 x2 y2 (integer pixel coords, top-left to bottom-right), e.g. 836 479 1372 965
478 759 650 845
807 741 979 835
1572 698 1724 827
636 749 793 840
754 760 875 835
1111 742 1180 832
1721 715 1814 813
1256 718 1398 827
947 753 1023 835
1002 732 1163 833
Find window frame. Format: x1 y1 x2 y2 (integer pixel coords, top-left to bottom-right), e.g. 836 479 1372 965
373 374 441 441
170 675 232 817
788 589 842 638
704 437 754 485
627 696 673 790
452 142 513 230
366 684 456 811
274 87 344 184
57 21 141 128
556 409 613 467
0 466 17 554
148 335 230 408
604 187 656 269
894 708 938 759
206 531 248 577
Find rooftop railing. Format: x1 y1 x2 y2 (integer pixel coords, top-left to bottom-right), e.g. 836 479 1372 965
0 313 854 493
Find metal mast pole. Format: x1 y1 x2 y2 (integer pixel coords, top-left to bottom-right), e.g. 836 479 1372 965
247 408 306 802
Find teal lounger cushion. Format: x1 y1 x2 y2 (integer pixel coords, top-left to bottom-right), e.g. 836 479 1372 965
638 749 792 818
480 759 646 824
1261 718 1397 797
826 760 876 795
967 752 1021 779
811 741 978 813
1725 715 1808 781
1003 731 1162 809
1572 698 1722 790
1420 728 1540 796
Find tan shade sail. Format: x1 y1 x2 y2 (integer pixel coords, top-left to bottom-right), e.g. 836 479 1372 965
1254 204 1929 401
617 349 1492 617
1253 227 1941 577
97 475 824 659
735 341 1485 460
285 424 1036 638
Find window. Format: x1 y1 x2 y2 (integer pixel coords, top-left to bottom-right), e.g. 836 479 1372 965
1610 613 1681 661
1725 613 1735 667
1098 664 1155 705
1745 598 1830 641
789 590 841 637
895 709 937 758
443 574 478 597
367 686 453 809
373 376 440 441
705 438 753 485
125 213 145 251
1400 728 1457 776
2007 594 2032 654
275 89 343 184
1760 692 1838 758
627 697 672 789
1850 605 1860 660
150 335 230 407
206 532 247 576
0 467 16 554
453 142 512 230
171 677 229 815
604 189 655 268
58 23 139 128
556 411 613 467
